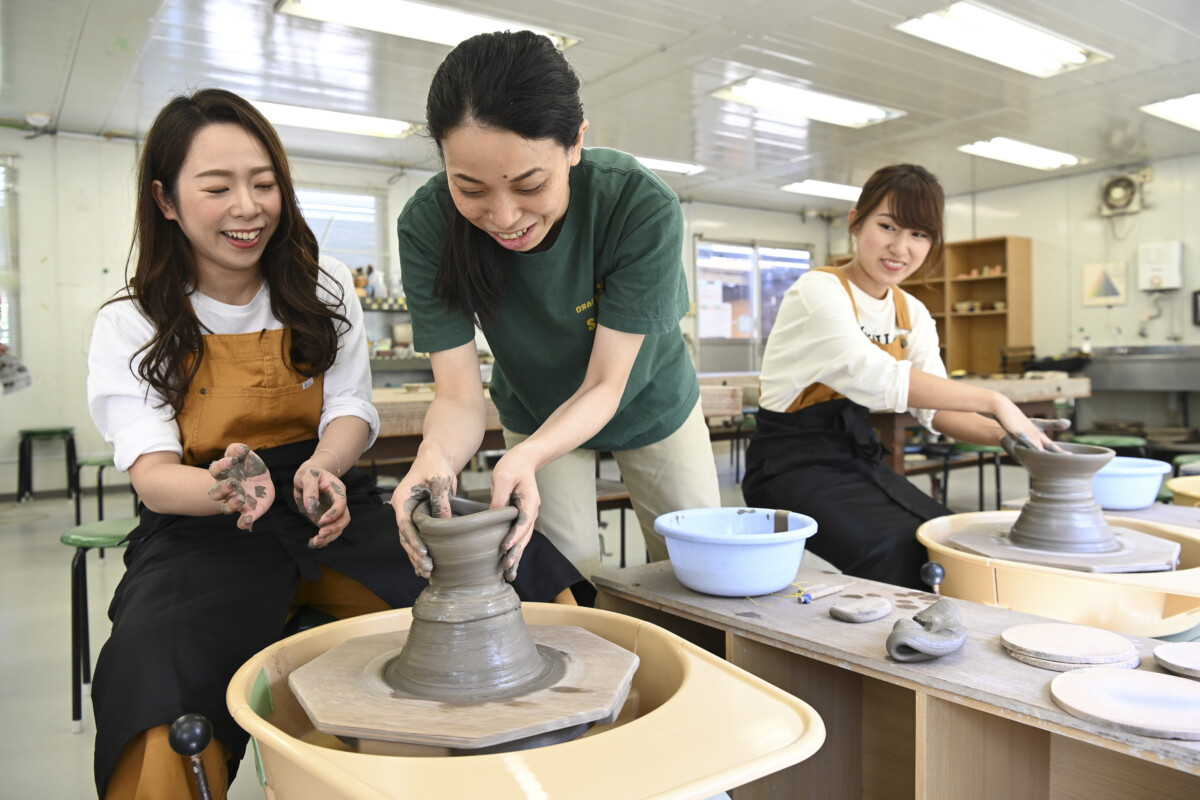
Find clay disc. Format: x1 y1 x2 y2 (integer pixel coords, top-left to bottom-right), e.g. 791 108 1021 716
1003 646 1140 672
1154 642 1200 680
1000 623 1136 665
1050 668 1200 740
829 597 892 623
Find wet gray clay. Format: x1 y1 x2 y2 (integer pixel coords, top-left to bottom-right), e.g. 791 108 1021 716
885 598 967 662
384 497 548 701
830 596 892 623
1002 437 1119 553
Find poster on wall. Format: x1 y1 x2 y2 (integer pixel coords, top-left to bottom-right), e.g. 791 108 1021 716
1081 261 1128 307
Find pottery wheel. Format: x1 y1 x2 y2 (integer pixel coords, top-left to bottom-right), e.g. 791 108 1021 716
1050 668 1200 740
1154 642 1200 680
289 624 639 751
948 523 1180 573
1000 623 1137 665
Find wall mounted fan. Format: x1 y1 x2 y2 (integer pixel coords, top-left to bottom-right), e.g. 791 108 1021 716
1100 173 1142 217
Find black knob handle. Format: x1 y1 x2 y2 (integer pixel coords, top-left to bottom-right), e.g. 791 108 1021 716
168 713 213 757
920 561 945 592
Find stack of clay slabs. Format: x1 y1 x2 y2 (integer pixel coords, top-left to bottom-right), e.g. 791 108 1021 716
999 622 1139 671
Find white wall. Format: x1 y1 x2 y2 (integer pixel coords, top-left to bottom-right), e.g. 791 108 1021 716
3 133 1197 497
946 153 1200 430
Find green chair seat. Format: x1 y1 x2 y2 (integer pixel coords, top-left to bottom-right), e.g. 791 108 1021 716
19 426 76 438
1158 484 1174 504
952 442 1005 453
1071 434 1148 448
61 517 136 549
76 456 116 468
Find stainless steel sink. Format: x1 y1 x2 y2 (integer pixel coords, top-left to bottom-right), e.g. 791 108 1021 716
1085 345 1200 391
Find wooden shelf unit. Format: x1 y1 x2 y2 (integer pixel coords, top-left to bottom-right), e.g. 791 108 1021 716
902 236 1031 376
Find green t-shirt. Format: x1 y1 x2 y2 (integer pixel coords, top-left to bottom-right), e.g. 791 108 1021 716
397 147 698 451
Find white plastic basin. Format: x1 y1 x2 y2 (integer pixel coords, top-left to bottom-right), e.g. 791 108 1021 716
654 508 817 597
1092 456 1170 510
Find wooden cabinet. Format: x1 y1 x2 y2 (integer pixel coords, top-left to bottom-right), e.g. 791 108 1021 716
902 236 1031 376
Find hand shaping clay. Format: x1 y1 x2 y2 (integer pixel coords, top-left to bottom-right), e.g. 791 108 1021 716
885 598 968 662
829 596 892 623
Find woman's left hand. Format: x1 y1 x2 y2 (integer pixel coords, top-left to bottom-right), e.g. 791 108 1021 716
293 462 349 548
487 448 541 582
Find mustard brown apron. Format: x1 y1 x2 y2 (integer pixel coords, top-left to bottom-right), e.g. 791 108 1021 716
92 328 589 796
742 269 948 589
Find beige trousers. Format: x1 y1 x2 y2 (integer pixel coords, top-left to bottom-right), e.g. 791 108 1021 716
503 398 721 581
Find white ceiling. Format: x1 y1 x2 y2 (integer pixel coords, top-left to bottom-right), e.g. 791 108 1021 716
5 0 1200 212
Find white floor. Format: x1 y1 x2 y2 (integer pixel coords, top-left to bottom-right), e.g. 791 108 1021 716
0 444 1016 798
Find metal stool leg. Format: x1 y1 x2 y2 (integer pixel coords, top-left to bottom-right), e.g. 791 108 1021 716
74 463 84 526
97 465 108 559
18 434 33 502
977 457 985 512
993 453 1003 510
65 434 79 499
70 547 87 733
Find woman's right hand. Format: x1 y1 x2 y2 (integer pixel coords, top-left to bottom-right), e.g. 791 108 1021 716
390 455 458 579
208 443 276 531
991 395 1065 452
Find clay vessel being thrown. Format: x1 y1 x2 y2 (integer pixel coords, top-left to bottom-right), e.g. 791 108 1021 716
384 496 549 701
1002 438 1118 553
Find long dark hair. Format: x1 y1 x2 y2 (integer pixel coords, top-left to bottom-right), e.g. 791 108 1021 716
425 31 585 323
112 88 346 413
850 164 945 277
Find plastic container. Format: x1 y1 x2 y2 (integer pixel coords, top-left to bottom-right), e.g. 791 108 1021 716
654 508 817 597
1168 475 1200 507
1092 456 1171 510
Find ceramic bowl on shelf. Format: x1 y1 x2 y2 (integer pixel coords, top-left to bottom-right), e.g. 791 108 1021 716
953 300 973 313
402 383 425 393
654 507 817 597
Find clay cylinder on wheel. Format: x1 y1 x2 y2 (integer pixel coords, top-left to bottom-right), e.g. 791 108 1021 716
386 496 546 701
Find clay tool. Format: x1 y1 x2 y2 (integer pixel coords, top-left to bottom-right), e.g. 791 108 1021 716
797 583 851 604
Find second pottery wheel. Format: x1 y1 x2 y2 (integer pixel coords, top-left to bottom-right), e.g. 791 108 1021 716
948 441 1180 572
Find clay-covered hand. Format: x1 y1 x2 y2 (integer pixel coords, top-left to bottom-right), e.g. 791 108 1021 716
991 396 1064 452
208 443 275 531
487 448 540 582
390 458 456 579
293 462 349 548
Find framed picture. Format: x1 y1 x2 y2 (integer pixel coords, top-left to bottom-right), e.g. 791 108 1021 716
1082 261 1128 307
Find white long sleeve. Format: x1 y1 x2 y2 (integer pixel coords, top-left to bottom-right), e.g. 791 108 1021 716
758 270 946 431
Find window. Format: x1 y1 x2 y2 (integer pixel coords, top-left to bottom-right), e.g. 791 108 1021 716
0 159 19 355
296 188 386 273
696 239 812 372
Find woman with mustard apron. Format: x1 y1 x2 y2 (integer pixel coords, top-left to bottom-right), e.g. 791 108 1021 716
743 165 1062 590
85 90 588 800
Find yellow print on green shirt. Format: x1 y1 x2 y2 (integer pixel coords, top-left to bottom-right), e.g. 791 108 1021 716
574 281 606 325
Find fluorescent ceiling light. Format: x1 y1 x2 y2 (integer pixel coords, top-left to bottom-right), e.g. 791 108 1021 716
894 2 1109 78
711 78 903 129
251 100 415 138
958 137 1083 170
636 156 706 176
274 0 578 49
780 180 862 202
1140 92 1200 132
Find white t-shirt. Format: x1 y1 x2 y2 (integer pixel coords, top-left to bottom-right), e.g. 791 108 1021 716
87 256 379 471
758 270 946 432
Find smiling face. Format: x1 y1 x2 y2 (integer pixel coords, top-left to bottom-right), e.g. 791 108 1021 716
153 122 281 298
844 196 933 299
441 121 587 253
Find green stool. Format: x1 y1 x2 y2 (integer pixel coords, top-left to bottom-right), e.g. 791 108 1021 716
1173 453 1200 477
947 442 1006 511
1070 434 1148 457
17 427 78 502
61 517 137 732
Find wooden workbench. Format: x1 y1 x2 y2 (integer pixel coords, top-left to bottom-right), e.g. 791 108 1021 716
594 561 1199 800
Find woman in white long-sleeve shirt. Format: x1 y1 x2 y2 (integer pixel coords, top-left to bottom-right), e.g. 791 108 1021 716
742 164 1058 589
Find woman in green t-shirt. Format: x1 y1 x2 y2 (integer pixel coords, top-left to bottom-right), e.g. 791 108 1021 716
394 31 720 582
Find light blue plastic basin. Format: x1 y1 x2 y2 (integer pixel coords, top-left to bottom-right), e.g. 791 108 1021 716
654 508 818 597
1092 456 1171 510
